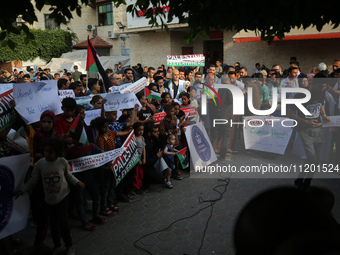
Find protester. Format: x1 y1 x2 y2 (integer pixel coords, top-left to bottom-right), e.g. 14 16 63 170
13 138 84 255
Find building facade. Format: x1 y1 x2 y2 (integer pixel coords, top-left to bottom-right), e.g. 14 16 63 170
30 1 340 74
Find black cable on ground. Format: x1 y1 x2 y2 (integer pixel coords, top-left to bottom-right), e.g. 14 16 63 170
133 178 230 255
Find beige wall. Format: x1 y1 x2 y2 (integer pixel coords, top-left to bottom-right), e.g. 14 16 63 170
224 31 340 74
129 30 206 68
129 31 171 68
31 4 128 56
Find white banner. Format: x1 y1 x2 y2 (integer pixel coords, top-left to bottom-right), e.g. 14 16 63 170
0 154 30 239
84 109 102 126
59 89 75 103
185 122 217 168
108 83 132 93
243 116 294 154
68 148 124 173
13 81 62 124
120 77 147 94
0 83 13 94
322 115 340 127
167 54 205 67
6 129 29 153
103 93 141 112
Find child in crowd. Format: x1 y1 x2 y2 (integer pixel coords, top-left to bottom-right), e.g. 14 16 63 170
106 104 138 148
32 110 62 247
68 82 83 97
86 95 104 111
66 132 106 230
137 93 155 124
54 97 77 134
88 78 101 95
148 83 158 92
160 92 171 111
92 117 131 210
188 87 200 124
162 134 178 188
172 102 180 116
13 139 85 255
131 122 147 194
180 92 191 108
159 105 182 180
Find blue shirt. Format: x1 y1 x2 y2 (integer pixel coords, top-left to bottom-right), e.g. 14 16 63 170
108 121 127 148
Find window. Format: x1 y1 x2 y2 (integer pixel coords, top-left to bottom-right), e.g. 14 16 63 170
98 4 113 26
44 14 59 30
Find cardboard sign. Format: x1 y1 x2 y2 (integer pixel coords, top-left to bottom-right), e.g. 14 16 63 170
104 93 141 112
84 109 102 126
0 84 13 94
6 129 29 153
108 83 132 93
59 89 75 103
243 116 294 155
167 54 205 67
13 81 62 124
120 77 147 94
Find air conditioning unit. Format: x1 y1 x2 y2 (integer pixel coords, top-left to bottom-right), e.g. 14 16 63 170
108 30 118 39
87 24 96 31
16 16 24 23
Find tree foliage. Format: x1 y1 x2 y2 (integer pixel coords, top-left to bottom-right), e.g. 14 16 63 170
0 29 74 62
0 0 339 48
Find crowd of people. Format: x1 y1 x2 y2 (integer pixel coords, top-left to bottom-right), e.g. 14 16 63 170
1 56 340 254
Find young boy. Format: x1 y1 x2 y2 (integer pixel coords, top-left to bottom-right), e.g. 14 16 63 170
105 104 138 148
137 93 155 124
159 105 182 180
188 87 200 124
66 132 107 229
54 98 77 134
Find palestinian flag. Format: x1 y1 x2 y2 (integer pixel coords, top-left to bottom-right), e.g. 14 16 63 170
69 115 89 145
176 147 189 169
145 87 161 100
86 35 110 92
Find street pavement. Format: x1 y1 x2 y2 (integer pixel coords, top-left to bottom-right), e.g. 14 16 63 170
14 149 340 255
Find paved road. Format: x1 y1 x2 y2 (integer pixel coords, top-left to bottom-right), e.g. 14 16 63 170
14 150 340 255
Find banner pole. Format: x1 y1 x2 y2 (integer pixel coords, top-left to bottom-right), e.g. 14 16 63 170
86 71 89 91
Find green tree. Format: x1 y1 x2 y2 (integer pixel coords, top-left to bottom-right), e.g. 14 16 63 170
0 0 339 48
0 29 74 62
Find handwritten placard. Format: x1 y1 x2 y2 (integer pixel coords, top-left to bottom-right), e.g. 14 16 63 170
13 81 63 124
0 83 13 94
104 93 141 112
59 89 75 103
243 116 294 154
84 109 102 126
120 77 147 94
108 83 132 93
